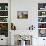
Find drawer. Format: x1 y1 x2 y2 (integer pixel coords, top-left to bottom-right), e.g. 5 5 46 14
0 37 8 45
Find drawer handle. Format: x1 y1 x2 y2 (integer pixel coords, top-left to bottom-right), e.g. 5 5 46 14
43 39 45 40
1 39 3 40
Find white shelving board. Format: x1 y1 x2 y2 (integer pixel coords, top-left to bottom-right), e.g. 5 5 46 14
0 10 8 11
38 10 46 11
0 16 8 17
38 16 46 17
0 22 8 23
38 22 46 23
0 0 8 3
38 28 46 29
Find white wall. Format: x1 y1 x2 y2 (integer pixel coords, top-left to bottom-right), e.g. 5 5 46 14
10 0 46 46
11 0 38 30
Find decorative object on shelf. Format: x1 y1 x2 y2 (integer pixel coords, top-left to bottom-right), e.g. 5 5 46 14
17 11 28 19
38 29 46 37
0 3 8 10
0 23 8 37
42 11 46 16
0 23 8 30
0 6 1 10
42 12 45 15
11 23 16 30
0 17 8 22
38 11 46 16
5 6 8 10
29 25 35 30
38 3 46 10
38 17 46 22
0 11 8 16
38 23 46 28
40 8 44 10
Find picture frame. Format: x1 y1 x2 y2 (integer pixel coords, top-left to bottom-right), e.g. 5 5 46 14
17 11 28 19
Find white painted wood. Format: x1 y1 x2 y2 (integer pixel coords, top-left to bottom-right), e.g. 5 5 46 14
0 35 8 45
0 0 8 3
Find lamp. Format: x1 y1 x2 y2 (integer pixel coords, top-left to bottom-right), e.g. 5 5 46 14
19 35 32 46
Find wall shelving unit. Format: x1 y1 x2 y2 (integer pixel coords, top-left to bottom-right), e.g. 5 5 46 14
0 3 8 37
38 3 46 37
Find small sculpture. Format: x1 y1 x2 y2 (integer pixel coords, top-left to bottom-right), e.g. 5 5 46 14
29 25 35 30
11 23 16 30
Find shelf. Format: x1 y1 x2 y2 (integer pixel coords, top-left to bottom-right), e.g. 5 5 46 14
38 22 46 23
0 16 8 17
0 22 8 23
0 10 8 11
38 15 46 17
38 28 46 29
38 10 46 11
